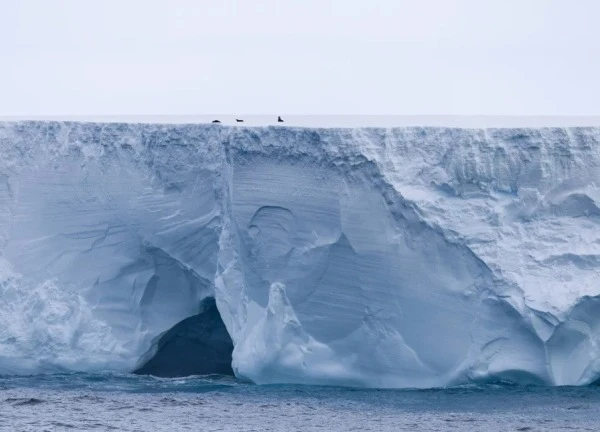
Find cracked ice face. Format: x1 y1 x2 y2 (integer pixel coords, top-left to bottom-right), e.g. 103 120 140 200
1 122 600 388
221 153 547 388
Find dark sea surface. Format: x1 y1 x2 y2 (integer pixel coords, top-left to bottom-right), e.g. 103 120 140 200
1 373 600 431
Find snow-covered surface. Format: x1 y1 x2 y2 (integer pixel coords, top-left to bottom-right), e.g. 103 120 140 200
1 121 600 387
3 115 600 128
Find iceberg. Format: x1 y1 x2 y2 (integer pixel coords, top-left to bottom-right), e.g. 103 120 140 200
1 121 599 388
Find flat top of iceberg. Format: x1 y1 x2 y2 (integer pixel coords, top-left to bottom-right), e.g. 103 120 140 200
2 115 600 128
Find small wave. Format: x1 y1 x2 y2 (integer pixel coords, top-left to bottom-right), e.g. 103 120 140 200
5 397 44 406
49 422 76 429
0 371 250 394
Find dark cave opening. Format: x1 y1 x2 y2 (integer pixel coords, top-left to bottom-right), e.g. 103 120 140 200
133 297 234 377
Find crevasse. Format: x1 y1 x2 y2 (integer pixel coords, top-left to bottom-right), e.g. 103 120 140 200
1 122 599 388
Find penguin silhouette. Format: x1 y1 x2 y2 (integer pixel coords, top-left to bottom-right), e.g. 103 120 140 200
212 120 221 123
278 116 284 123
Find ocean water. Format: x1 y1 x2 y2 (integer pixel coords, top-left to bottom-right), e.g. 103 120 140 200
1 374 599 431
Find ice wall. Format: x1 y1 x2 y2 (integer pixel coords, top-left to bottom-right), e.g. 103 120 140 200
1 121 599 387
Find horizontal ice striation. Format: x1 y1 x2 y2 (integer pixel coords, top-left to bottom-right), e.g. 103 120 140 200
0 121 600 387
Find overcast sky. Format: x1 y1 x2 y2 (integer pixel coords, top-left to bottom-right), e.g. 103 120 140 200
1 0 599 116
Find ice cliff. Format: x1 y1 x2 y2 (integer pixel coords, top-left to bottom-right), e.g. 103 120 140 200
1 121 600 388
